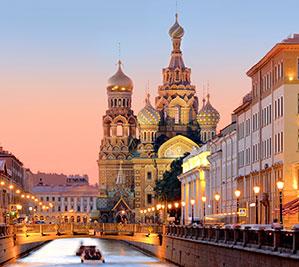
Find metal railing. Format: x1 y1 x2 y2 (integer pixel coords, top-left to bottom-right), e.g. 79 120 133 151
166 225 299 254
14 223 163 237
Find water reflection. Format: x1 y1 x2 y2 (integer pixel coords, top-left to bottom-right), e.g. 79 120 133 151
7 238 173 267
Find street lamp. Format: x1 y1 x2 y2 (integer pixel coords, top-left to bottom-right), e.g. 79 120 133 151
174 202 179 224
253 186 260 224
181 201 186 225
234 190 241 224
214 193 220 214
190 199 195 224
276 180 284 225
201 196 206 223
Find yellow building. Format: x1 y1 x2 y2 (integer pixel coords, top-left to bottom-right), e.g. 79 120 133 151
235 34 299 226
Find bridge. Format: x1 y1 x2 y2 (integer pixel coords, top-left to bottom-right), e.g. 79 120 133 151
1 223 299 267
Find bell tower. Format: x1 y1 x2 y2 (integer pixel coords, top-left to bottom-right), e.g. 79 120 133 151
155 14 199 139
98 60 137 196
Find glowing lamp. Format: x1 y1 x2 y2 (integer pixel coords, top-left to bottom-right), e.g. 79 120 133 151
276 180 284 190
201 196 207 202
253 186 260 194
190 199 195 205
16 189 20 194
174 202 179 208
167 204 172 209
234 190 241 198
181 201 186 207
214 193 220 202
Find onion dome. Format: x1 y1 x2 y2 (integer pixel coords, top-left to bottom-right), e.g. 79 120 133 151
169 13 184 39
107 60 133 92
197 94 220 126
137 93 161 126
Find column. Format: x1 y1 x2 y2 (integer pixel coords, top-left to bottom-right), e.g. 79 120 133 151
93 197 97 210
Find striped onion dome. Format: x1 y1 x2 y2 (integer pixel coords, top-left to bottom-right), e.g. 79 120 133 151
197 94 220 127
169 13 184 39
137 93 160 126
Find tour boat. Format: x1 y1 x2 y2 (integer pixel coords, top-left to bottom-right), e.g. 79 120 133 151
77 245 105 263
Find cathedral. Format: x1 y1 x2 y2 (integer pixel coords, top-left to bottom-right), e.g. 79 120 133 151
97 14 220 223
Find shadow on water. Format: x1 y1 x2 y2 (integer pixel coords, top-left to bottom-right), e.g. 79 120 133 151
6 238 174 267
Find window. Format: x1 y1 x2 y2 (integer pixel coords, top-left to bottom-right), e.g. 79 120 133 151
40 197 44 201
65 206 67 212
116 123 123 136
58 197 61 202
147 171 152 180
174 106 180 124
147 194 152 205
46 196 49 201
77 206 81 212
52 197 55 201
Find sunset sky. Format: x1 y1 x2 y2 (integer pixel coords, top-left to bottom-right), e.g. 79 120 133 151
0 0 298 184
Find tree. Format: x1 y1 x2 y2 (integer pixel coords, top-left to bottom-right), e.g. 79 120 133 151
154 153 189 202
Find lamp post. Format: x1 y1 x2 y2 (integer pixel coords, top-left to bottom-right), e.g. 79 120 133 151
253 186 260 224
276 180 284 225
190 199 195 224
234 190 241 224
201 196 206 225
167 204 172 223
181 201 185 225
174 202 179 224
214 193 220 214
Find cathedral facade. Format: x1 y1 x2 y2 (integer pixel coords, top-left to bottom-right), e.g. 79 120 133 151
97 14 220 222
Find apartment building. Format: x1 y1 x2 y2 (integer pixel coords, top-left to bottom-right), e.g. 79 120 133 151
234 34 299 226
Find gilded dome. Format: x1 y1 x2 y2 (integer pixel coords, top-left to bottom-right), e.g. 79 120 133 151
169 13 184 39
137 94 161 126
197 94 220 126
107 60 133 92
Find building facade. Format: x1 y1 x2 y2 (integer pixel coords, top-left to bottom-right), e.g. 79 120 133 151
179 34 299 227
234 34 299 226
32 184 99 223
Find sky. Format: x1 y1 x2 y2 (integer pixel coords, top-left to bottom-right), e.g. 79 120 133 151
0 0 298 184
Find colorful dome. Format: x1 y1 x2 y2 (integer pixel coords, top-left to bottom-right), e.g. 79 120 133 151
137 94 160 126
197 94 220 126
169 13 184 39
107 60 133 92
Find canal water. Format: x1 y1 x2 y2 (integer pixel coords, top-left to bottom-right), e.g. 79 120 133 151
6 238 174 267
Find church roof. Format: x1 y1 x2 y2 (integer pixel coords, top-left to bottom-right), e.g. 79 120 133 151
107 60 133 92
197 94 220 127
137 93 160 126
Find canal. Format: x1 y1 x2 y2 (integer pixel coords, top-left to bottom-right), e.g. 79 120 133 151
6 238 173 267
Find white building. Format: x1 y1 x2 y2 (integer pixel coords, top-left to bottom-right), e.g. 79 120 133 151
207 119 237 223
31 184 99 223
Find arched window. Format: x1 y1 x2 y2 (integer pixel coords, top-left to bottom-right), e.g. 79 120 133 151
143 132 146 142
175 70 180 81
118 99 121 107
114 99 117 107
111 99 113 107
116 123 123 136
151 132 154 142
123 99 125 107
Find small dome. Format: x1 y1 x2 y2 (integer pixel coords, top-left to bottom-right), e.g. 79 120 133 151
197 94 220 126
107 60 133 92
137 94 160 126
169 13 184 39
